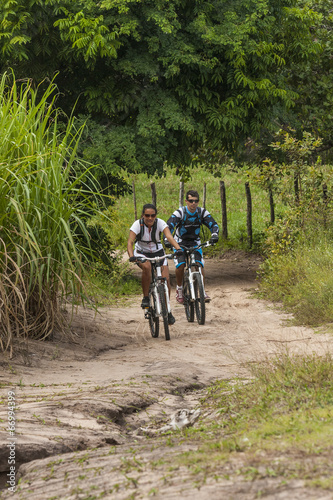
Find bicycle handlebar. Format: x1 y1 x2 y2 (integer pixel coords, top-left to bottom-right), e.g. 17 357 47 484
130 253 174 264
181 240 214 253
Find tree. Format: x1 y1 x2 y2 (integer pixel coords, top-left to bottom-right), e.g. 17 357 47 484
0 0 322 176
284 0 333 158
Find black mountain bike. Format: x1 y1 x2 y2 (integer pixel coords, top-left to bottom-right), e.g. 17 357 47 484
181 241 214 325
133 254 174 341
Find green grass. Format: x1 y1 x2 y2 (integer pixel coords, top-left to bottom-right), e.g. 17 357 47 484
164 352 333 487
84 262 141 306
258 231 333 326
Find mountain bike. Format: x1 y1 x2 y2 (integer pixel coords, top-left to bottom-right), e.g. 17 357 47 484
132 254 174 341
181 241 214 325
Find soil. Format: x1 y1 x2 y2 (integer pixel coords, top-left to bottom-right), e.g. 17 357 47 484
0 251 332 499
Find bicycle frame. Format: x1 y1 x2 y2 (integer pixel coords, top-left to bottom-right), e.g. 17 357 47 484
134 253 174 340
181 241 212 325
183 241 211 299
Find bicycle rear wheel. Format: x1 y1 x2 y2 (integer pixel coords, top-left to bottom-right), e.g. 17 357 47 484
157 284 170 341
148 289 159 338
183 273 194 322
194 273 206 325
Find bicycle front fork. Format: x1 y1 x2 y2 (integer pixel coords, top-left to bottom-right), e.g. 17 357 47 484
149 279 171 316
188 267 203 300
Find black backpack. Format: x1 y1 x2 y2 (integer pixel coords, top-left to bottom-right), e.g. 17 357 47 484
135 218 160 248
180 206 204 224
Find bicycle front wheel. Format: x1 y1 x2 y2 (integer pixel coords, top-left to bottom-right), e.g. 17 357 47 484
148 289 159 338
157 284 170 341
183 274 194 322
194 273 206 325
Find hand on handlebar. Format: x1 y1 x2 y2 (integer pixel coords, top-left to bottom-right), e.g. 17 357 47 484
174 249 184 257
163 237 172 249
129 256 137 262
209 233 219 244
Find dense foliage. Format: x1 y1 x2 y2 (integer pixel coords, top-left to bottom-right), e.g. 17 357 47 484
0 0 323 177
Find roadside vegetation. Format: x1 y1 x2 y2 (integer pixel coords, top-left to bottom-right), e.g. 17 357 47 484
0 73 108 353
142 352 333 494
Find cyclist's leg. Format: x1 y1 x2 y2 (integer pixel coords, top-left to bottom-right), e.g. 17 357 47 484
161 263 170 296
136 260 151 306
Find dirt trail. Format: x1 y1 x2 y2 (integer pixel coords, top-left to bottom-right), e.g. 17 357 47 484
4 252 329 387
1 251 332 499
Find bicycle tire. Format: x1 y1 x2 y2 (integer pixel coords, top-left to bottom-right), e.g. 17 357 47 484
183 274 194 323
148 288 159 338
194 273 206 325
157 283 170 341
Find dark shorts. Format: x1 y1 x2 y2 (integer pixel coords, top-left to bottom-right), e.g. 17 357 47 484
173 246 203 268
134 248 167 266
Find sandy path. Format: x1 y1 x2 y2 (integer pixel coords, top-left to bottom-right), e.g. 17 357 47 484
1 252 333 500
5 251 330 388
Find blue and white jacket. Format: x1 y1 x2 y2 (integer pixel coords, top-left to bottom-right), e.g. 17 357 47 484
167 206 219 246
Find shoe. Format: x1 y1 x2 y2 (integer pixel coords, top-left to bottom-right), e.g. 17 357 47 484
141 296 149 309
176 288 184 304
168 312 176 325
204 293 211 303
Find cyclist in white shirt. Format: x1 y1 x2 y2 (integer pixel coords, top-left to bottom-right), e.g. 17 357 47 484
127 204 183 324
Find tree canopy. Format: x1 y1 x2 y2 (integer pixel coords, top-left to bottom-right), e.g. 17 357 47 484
0 0 323 176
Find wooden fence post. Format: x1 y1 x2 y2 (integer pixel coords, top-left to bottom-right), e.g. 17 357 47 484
219 180 228 240
245 182 252 248
179 181 184 207
151 182 157 207
268 187 275 224
132 179 137 220
323 183 328 228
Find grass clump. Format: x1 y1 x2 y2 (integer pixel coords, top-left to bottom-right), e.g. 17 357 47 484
258 231 333 325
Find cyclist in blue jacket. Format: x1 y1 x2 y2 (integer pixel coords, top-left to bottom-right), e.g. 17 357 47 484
166 190 219 304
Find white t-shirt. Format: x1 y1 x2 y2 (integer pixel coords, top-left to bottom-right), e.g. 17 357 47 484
130 218 167 254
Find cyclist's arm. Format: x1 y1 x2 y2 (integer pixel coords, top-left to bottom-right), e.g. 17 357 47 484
127 230 137 259
202 210 219 236
166 209 182 235
163 227 181 250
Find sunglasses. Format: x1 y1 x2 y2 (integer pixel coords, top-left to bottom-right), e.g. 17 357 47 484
143 213 156 218
187 199 199 203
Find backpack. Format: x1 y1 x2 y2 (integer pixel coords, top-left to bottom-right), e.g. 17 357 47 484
135 217 160 248
180 206 204 225
174 206 205 242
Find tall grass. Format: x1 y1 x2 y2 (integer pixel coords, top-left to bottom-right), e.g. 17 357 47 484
0 72 102 353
